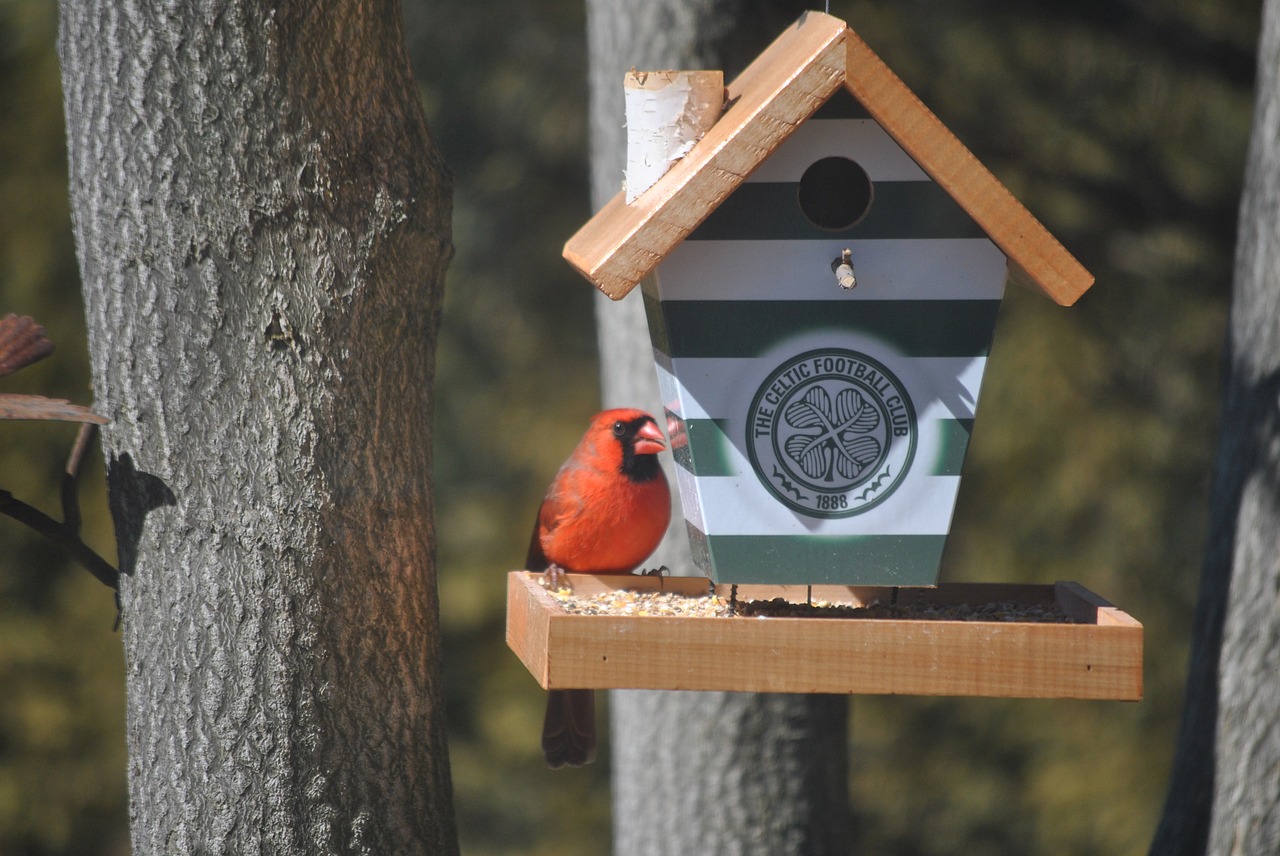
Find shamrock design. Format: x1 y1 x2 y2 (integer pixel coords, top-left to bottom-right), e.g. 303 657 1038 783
782 385 882 484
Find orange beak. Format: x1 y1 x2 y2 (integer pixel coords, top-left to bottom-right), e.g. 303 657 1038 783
633 419 666 456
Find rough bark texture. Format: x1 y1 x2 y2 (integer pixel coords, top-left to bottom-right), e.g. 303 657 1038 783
611 692 850 856
1153 2 1280 853
58 1 458 853
1206 0 1280 849
586 2 851 853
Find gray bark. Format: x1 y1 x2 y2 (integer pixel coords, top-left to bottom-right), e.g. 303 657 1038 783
586 1 851 853
611 692 850 856
58 1 458 853
1152 1 1280 853
1207 0 1280 848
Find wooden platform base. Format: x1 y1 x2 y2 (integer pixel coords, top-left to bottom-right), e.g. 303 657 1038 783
506 572 1142 700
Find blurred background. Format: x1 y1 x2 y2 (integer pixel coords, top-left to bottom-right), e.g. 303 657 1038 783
0 0 1260 853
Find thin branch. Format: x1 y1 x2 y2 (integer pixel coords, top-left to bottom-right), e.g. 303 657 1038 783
61 422 97 535
0 393 110 423
0 487 119 590
0 314 118 594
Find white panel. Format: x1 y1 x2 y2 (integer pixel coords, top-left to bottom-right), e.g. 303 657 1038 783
689 472 961 536
654 355 687 417
659 352 986 540
669 407 972 478
660 355 988 422
656 239 1008 302
673 467 706 532
748 119 930 183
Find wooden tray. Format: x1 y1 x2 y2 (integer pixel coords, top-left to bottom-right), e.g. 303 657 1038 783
506 572 1142 700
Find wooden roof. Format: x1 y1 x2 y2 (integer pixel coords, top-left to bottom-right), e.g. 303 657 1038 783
563 12 1094 306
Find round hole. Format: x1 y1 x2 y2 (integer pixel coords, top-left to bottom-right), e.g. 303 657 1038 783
797 156 873 230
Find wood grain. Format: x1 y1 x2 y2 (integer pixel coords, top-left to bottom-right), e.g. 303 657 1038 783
507 572 1142 700
565 12 849 299
564 12 1093 306
842 30 1094 306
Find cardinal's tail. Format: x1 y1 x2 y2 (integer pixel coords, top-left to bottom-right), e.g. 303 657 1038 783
542 689 597 768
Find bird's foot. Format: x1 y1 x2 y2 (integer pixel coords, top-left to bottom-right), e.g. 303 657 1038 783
541 564 572 593
637 565 669 578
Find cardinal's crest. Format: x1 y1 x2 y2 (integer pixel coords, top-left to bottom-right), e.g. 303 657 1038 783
747 348 917 518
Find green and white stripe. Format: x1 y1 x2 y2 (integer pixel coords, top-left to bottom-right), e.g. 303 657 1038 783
646 92 1008 586
656 355 982 525
683 530 951 586
641 238 1008 302
686 183 984 242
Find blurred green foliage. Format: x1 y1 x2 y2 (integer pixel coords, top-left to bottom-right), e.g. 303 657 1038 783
0 0 1259 853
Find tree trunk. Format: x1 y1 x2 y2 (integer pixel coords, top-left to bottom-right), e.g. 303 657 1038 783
1152 1 1280 853
585 1 851 853
57 1 458 853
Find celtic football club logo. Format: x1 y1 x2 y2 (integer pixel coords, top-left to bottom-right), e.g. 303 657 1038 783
747 348 917 518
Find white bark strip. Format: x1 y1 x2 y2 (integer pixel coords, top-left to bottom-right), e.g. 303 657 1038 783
624 70 723 202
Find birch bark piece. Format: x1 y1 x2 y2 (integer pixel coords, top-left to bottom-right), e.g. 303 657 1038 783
624 70 724 203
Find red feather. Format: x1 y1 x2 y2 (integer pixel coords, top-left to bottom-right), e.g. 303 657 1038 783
526 408 671 768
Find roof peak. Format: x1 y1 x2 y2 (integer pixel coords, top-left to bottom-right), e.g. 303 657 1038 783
564 12 1093 306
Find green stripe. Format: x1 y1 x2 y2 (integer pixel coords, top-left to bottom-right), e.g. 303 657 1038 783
674 418 737 477
689 531 947 586
688 181 984 242
644 288 671 356
932 419 975 476
645 295 1001 359
811 87 872 120
677 417 977 478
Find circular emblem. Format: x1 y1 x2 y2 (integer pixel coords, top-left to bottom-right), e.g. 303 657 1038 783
747 348 917 518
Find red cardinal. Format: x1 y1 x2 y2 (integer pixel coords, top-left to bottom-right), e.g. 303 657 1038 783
526 408 671 768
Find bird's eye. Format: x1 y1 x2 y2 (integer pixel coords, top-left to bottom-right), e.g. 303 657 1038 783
612 421 626 437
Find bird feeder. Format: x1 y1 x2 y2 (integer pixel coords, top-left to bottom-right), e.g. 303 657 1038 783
566 12 1095 587
508 11 1141 700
